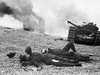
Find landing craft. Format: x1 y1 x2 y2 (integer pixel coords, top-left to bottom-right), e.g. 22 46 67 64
67 21 100 45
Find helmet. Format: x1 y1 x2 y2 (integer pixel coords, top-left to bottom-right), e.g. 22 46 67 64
25 46 32 55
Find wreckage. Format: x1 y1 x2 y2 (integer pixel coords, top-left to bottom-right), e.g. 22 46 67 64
67 21 100 45
23 12 45 33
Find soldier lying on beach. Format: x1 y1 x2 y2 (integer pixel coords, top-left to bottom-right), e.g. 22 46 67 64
19 46 81 70
45 42 90 61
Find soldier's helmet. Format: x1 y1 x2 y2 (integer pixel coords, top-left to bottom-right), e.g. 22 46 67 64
41 49 48 54
25 46 32 55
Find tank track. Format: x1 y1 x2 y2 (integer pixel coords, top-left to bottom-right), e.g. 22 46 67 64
94 31 100 45
67 26 76 42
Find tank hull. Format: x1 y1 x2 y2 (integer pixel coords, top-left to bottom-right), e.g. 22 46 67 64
67 26 100 46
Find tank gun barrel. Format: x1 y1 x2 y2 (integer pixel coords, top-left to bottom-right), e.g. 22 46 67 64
67 21 80 29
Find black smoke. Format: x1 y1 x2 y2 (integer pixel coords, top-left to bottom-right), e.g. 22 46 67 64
0 0 45 33
0 2 13 16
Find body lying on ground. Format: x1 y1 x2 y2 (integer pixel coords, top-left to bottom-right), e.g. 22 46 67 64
45 42 91 61
19 46 81 70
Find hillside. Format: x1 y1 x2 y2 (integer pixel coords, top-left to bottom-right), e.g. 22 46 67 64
0 27 100 75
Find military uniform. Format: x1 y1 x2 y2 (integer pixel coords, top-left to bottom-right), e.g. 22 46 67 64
20 45 82 68
20 52 81 67
47 42 90 61
42 53 81 67
28 52 43 67
47 42 77 55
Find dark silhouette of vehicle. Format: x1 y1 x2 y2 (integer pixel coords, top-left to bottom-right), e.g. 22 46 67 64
67 21 100 45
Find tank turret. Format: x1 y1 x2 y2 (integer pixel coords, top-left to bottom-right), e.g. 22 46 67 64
67 21 98 33
67 21 100 46
67 21 81 29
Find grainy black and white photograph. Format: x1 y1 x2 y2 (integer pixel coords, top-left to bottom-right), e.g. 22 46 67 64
0 0 100 75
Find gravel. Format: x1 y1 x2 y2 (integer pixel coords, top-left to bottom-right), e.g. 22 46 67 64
0 27 100 75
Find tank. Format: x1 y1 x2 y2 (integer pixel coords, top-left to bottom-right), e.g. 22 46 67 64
67 21 100 45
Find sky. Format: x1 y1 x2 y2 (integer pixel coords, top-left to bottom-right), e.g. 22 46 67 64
32 0 100 24
0 0 100 37
73 0 100 25
31 0 100 37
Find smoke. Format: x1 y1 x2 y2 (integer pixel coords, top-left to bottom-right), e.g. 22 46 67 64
0 0 45 32
0 2 13 16
54 4 89 37
32 0 89 37
0 0 90 37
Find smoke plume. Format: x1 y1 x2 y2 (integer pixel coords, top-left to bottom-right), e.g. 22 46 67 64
0 2 13 16
0 0 90 37
32 0 89 37
0 0 45 33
